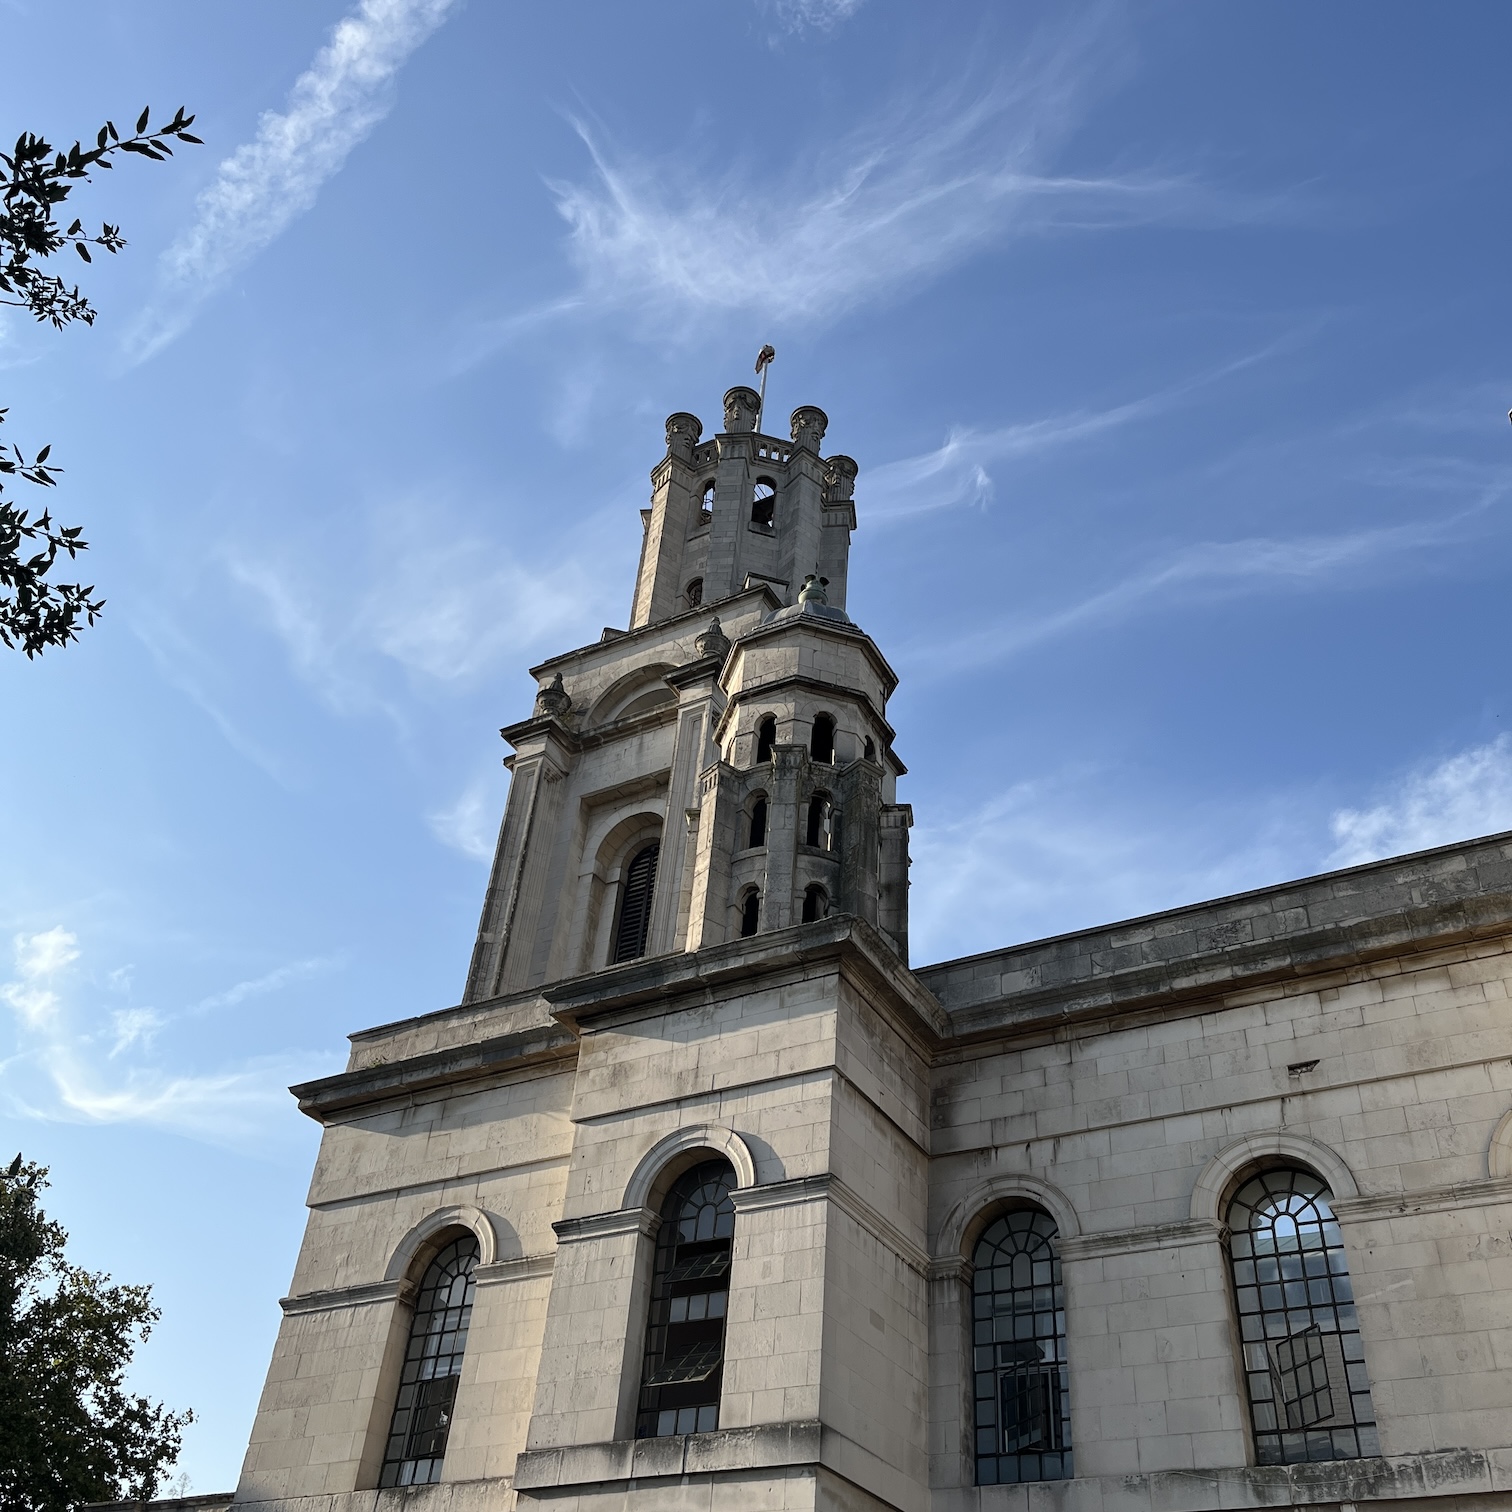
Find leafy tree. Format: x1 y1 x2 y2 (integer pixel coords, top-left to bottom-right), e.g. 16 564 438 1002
1 108 200 657
0 1153 192 1509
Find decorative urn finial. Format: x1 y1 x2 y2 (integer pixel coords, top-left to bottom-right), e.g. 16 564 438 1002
822 454 858 504
533 672 572 719
664 411 702 460
790 405 828 454
797 574 830 606
695 616 731 662
722 386 761 434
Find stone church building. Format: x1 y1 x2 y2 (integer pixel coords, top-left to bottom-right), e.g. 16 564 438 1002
214 385 1512 1512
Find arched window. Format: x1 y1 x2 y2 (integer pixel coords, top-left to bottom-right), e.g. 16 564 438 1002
751 479 775 528
613 841 659 963
698 480 714 525
686 578 703 610
863 736 876 761
805 793 831 850
636 1160 736 1438
1227 1169 1377 1464
379 1234 479 1487
755 716 776 764
747 797 767 849
801 884 828 923
810 714 835 764
973 1209 1071 1485
739 890 760 938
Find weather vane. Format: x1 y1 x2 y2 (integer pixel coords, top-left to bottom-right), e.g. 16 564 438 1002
755 344 776 432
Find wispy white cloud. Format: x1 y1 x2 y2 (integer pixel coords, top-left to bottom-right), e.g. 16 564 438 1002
908 515 1471 676
864 338 1304 522
1328 735 1512 869
0 929 337 1146
768 0 866 34
547 16 1232 330
429 774 502 861
225 500 608 714
127 0 458 361
192 958 337 1015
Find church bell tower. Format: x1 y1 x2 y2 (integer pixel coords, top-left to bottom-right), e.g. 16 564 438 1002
462 384 912 999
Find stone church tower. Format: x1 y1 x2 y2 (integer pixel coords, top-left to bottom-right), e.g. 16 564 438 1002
215 382 1512 1512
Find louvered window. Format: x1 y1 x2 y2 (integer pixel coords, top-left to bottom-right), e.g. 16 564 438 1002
636 1160 737 1437
613 842 659 963
1227 1169 1377 1463
379 1235 478 1487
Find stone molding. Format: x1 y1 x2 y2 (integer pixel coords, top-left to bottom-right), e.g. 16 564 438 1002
732 1172 931 1275
1059 1217 1221 1263
474 1252 555 1286
551 1205 659 1245
1190 1130 1360 1224
621 1123 758 1210
384 1203 498 1281
279 1278 415 1316
1332 1174 1512 1224
934 1172 1083 1261
1489 1106 1512 1179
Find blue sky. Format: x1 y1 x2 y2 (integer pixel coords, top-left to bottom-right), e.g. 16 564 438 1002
3 0 1512 1488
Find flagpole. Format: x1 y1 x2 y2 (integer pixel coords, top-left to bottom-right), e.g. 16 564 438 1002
754 344 775 433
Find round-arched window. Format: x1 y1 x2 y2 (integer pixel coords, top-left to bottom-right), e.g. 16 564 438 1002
379 1233 479 1486
1227 1169 1377 1464
612 841 659 963
972 1209 1071 1485
636 1160 737 1438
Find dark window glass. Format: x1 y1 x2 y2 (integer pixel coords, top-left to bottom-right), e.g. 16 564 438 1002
686 578 703 609
637 1160 736 1438
973 1210 1072 1485
805 794 831 849
379 1234 479 1487
748 798 767 849
811 715 835 764
751 480 775 527
1227 1169 1378 1464
801 885 827 923
613 842 659 963
756 717 776 763
739 891 760 937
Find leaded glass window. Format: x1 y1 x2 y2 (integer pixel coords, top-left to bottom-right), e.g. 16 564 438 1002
379 1234 478 1487
1227 1168 1378 1464
972 1208 1071 1485
636 1160 736 1438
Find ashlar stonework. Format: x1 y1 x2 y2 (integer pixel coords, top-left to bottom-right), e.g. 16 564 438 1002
143 386 1512 1512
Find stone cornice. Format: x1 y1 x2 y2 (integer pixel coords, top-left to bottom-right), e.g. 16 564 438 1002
920 831 1512 1044
542 914 948 1046
475 1252 555 1285
290 1023 578 1123
710 670 900 757
552 1206 658 1244
279 1278 414 1315
1058 1217 1221 1263
731 1172 930 1275
1331 1174 1512 1224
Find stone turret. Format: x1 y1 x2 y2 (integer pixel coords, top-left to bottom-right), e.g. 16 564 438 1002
462 380 910 1001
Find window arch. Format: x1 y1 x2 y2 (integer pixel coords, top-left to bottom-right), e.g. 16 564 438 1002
612 842 659 963
801 884 828 923
686 578 703 610
755 715 776 764
751 478 775 527
739 889 760 938
636 1159 737 1437
972 1209 1071 1485
805 793 832 850
1226 1168 1377 1464
810 714 835 764
379 1233 479 1487
746 795 767 850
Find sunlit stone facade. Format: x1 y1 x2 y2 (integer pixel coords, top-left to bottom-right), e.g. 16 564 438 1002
219 386 1512 1512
